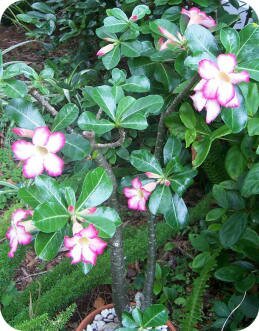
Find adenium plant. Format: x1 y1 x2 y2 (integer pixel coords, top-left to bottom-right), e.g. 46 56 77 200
1 0 259 327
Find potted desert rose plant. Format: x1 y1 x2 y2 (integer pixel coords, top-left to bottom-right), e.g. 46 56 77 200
2 1 258 330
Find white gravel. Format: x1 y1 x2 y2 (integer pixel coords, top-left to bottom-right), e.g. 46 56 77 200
84 307 168 331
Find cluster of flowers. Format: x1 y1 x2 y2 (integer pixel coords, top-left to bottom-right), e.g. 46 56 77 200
123 173 170 212
8 127 107 265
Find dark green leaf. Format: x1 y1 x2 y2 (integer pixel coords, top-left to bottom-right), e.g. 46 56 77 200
148 185 172 215
5 99 45 129
122 75 150 93
62 134 91 161
35 229 65 261
163 136 182 165
78 111 115 135
102 45 121 70
52 103 79 131
165 194 188 230
130 150 163 175
76 168 113 211
220 28 240 53
215 265 246 282
90 86 116 120
225 146 246 180
143 304 168 327
1 79 27 98
33 202 69 233
219 212 248 248
241 163 259 197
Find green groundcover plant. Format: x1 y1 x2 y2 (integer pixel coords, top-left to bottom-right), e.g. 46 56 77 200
1 0 259 329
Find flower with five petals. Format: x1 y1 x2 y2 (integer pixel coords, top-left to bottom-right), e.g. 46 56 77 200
181 7 216 28
12 126 65 178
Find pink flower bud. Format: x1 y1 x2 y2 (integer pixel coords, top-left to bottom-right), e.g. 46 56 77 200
130 15 138 21
96 44 115 57
68 205 75 214
12 128 34 138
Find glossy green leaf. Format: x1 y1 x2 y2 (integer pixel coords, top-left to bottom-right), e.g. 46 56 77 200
148 185 172 215
1 79 27 98
171 168 197 196
81 207 121 238
154 63 180 92
149 19 178 37
206 208 226 222
78 111 115 135
103 16 128 33
34 202 69 233
247 118 259 136
90 86 116 120
225 146 246 180
220 28 240 53
107 8 128 21
34 175 66 210
76 168 113 211
131 5 150 20
219 212 248 248
237 23 259 63
143 304 168 327
185 24 218 57
115 96 136 120
121 95 164 120
102 45 121 70
62 134 91 161
215 265 246 282
35 229 65 261
121 41 142 58
192 137 211 168
130 149 163 175
240 82 259 116
241 163 259 197
122 75 150 93
120 113 148 130
221 89 247 133
163 136 182 165
52 103 79 131
213 184 245 210
165 194 188 230
5 99 45 129
63 187 76 207
179 102 196 129
18 186 43 208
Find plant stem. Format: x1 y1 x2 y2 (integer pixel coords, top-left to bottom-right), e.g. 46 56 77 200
142 73 199 308
83 131 129 320
94 152 129 320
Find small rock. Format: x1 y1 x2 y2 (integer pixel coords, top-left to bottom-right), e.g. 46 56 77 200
94 314 102 321
86 325 92 331
103 322 119 331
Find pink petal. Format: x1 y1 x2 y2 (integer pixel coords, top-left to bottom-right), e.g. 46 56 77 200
68 244 82 264
128 196 140 210
181 8 191 17
88 207 97 214
80 224 99 239
23 155 44 178
225 91 240 108
194 79 207 92
32 127 51 146
200 17 216 28
216 81 235 106
190 91 207 112
202 79 219 99
64 235 77 249
145 172 161 179
81 246 97 265
12 140 34 161
89 237 107 255
12 209 32 224
229 71 250 84
43 153 64 177
131 177 142 189
198 60 219 80
130 15 138 21
159 39 170 51
142 188 152 199
143 182 157 192
217 54 236 73
138 198 147 212
45 132 66 153
205 100 221 123
123 187 137 198
158 27 178 42
12 128 34 138
16 224 32 244
189 7 201 14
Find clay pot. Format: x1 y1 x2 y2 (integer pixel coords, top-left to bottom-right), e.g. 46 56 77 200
76 303 176 331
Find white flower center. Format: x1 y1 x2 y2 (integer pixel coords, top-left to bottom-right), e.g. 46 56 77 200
35 146 48 156
218 71 230 83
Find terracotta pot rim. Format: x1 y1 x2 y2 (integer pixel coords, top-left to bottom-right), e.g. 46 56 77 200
76 303 176 331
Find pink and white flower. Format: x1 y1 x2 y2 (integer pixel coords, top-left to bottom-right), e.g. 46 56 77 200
191 54 250 123
181 7 216 28
12 126 65 178
123 177 156 212
6 209 33 258
12 128 34 138
158 27 186 50
64 224 107 265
